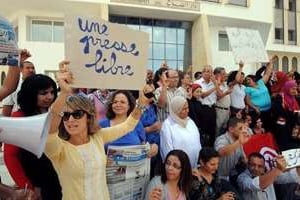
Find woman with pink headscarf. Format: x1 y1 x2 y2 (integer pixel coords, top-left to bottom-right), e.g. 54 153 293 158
270 71 289 97
272 80 300 150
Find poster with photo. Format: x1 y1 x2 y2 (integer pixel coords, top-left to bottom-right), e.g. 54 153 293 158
0 15 18 66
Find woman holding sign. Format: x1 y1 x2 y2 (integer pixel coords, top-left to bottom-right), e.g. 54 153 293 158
46 60 148 200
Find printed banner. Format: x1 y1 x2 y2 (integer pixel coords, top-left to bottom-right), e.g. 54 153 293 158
65 15 149 90
0 15 18 66
226 27 269 64
106 144 150 200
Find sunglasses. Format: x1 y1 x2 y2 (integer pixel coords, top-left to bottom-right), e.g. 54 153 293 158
62 110 86 121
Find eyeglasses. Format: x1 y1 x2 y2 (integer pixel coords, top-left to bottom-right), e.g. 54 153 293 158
165 161 181 170
62 110 86 121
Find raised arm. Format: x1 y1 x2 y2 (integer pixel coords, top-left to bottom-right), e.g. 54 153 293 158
49 60 73 134
235 61 244 83
156 72 169 108
101 89 148 143
258 155 286 189
0 49 30 101
262 60 273 84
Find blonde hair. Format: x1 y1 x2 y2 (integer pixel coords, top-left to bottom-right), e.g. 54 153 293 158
58 94 99 140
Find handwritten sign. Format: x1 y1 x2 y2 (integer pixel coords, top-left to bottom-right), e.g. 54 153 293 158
226 27 269 64
282 148 300 169
65 15 149 90
0 15 18 66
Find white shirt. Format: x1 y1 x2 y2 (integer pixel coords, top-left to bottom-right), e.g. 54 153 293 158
194 78 217 106
160 117 202 168
216 82 231 108
230 84 246 109
237 168 300 200
2 77 22 112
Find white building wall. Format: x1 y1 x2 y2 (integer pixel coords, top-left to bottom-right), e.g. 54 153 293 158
2 0 300 76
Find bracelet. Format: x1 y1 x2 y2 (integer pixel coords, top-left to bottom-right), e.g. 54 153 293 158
135 100 147 113
49 106 64 117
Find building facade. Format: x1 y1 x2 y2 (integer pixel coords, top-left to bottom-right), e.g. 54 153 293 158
1 0 300 83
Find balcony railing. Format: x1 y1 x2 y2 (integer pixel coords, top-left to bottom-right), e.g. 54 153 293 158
110 0 200 11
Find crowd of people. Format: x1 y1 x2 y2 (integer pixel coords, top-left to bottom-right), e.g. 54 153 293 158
1 49 300 200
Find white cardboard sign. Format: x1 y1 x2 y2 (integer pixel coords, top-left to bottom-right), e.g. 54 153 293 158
65 15 149 90
226 27 269 64
282 148 300 169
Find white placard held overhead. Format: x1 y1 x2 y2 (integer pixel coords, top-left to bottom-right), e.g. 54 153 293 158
65 15 149 90
282 148 300 169
226 27 269 64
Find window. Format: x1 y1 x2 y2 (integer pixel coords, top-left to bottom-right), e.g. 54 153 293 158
275 0 283 9
44 70 58 81
1 71 6 86
228 0 247 6
218 32 230 51
31 19 64 42
275 28 284 42
288 0 296 11
282 56 289 72
288 30 296 44
201 0 219 2
109 15 192 71
14 26 18 42
292 57 298 70
273 56 279 71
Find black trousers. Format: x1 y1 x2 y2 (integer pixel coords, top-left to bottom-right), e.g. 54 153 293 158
199 105 216 147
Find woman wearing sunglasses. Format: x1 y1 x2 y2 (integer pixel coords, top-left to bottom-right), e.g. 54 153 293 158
145 149 192 200
4 74 62 200
45 61 148 200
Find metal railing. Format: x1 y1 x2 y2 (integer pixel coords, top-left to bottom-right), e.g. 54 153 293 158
111 0 200 11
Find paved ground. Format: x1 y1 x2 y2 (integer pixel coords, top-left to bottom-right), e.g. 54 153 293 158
0 151 15 185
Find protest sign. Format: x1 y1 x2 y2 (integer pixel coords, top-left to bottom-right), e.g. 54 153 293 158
226 27 269 64
65 15 149 90
106 144 150 200
0 15 18 66
282 148 300 169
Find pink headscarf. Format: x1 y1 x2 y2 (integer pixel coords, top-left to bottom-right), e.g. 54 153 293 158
271 71 289 94
282 80 299 111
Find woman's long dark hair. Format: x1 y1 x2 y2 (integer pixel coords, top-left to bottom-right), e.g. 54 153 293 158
161 149 192 196
17 74 57 116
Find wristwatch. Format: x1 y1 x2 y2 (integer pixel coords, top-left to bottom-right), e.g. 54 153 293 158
135 100 147 113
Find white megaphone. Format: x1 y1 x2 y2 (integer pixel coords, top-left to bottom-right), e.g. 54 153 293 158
0 112 51 158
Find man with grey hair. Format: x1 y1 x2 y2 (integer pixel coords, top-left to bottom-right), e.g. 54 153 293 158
2 61 35 116
194 65 218 146
214 67 232 136
154 69 185 122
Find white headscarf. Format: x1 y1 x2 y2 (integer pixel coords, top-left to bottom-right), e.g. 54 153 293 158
169 96 189 127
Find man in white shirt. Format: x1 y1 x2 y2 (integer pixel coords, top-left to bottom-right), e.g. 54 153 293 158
194 65 218 146
154 69 185 122
230 62 246 117
214 67 232 136
2 61 35 116
237 152 300 200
